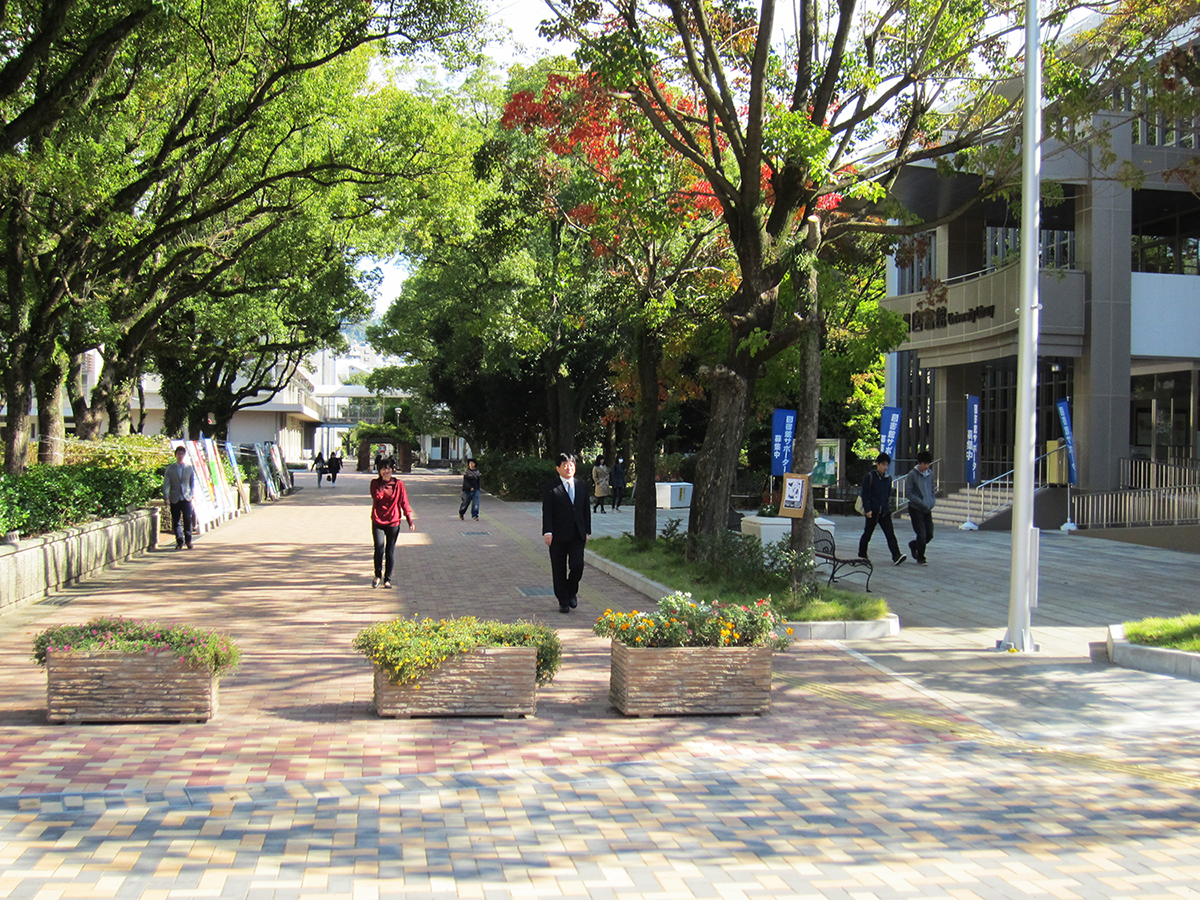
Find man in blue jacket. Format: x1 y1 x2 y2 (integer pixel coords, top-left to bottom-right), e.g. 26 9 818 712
858 452 906 565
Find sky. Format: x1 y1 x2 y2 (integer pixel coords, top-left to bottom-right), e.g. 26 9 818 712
366 0 557 316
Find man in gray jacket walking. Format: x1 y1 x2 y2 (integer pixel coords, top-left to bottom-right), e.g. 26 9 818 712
163 445 196 550
904 450 936 565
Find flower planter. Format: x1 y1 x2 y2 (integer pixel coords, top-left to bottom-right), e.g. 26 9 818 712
373 646 538 718
608 641 772 716
46 649 219 723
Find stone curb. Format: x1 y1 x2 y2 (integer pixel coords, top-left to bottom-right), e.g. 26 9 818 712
584 549 675 603
1107 623 1200 682
585 550 900 638
785 614 902 640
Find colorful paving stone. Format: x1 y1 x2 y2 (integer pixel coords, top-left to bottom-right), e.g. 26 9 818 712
0 471 1199 898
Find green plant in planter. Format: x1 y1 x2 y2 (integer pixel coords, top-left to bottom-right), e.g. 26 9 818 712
594 591 792 650
353 617 562 686
32 616 242 676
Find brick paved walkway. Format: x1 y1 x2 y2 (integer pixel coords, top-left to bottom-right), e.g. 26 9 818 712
1 471 1199 899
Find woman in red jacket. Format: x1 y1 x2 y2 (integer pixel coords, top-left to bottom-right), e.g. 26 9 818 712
370 457 415 588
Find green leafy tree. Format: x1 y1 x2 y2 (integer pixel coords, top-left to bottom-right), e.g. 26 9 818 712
0 0 485 473
544 0 1194 556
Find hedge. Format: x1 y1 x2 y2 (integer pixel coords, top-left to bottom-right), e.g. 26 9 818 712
0 436 173 537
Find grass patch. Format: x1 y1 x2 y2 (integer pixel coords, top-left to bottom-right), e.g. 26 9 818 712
588 533 889 621
1123 613 1200 653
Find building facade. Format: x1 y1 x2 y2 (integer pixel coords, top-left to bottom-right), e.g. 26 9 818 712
882 111 1200 495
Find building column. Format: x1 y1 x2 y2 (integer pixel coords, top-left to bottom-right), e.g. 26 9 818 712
1073 120 1133 492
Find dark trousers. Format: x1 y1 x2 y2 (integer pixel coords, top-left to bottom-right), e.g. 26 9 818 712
611 486 625 509
859 512 901 560
170 499 194 548
372 523 401 582
548 537 586 606
909 508 934 561
459 488 480 519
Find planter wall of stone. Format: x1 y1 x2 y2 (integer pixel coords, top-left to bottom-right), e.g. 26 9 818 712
1107 624 1200 682
786 614 901 641
46 649 219 723
609 641 772 716
0 508 160 614
373 647 538 718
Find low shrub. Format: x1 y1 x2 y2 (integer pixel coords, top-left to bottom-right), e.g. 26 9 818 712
0 464 161 536
478 455 555 501
594 591 790 649
1123 613 1200 652
32 616 242 676
353 616 562 686
0 435 173 537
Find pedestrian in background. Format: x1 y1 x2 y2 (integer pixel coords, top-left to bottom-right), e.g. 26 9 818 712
458 458 481 520
591 454 610 514
312 451 326 487
858 452 906 565
904 450 936 565
163 444 196 550
610 457 626 510
370 457 415 589
326 452 342 486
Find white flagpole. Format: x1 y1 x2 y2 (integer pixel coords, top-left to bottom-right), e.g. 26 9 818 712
1001 0 1042 653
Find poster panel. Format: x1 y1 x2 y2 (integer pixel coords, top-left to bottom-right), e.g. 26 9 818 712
777 473 810 519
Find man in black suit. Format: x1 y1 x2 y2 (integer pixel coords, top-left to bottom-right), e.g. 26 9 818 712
542 452 592 614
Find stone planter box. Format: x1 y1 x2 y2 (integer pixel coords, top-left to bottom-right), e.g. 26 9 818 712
785 613 901 641
608 641 772 716
46 649 219 723
373 647 537 718
1107 624 1200 682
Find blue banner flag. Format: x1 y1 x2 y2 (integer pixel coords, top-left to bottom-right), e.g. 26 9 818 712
1056 398 1078 485
966 395 980 485
771 408 797 476
879 406 902 468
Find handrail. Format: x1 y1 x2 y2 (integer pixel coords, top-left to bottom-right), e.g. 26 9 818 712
960 446 1067 529
1074 483 1200 528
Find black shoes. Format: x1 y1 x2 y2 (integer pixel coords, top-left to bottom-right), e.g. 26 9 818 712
569 596 578 608
893 554 907 566
559 605 571 614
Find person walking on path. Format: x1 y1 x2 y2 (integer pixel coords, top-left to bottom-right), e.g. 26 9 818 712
858 452 906 565
312 451 326 487
370 457 415 589
458 458 481 520
163 445 197 550
904 450 936 565
326 452 342 486
543 452 592 614
610 457 626 510
591 455 610 514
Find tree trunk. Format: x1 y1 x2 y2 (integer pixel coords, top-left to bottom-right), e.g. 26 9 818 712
35 351 67 465
633 322 661 543
686 363 751 554
2 373 34 475
105 378 134 436
789 256 822 587
67 352 104 440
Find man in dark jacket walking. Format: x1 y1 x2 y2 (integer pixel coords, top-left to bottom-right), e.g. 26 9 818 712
904 450 936 565
542 452 592 613
858 452 906 565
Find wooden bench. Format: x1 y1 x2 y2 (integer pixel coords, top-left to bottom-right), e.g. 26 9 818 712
813 524 873 590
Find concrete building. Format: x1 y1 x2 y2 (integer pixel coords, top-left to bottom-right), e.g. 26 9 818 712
881 109 1200 504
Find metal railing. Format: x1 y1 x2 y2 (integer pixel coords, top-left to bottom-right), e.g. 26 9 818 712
1073 484 1200 528
1121 457 1200 490
960 446 1066 528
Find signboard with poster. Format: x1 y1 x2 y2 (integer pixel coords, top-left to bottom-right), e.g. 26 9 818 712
811 438 843 487
777 473 810 519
